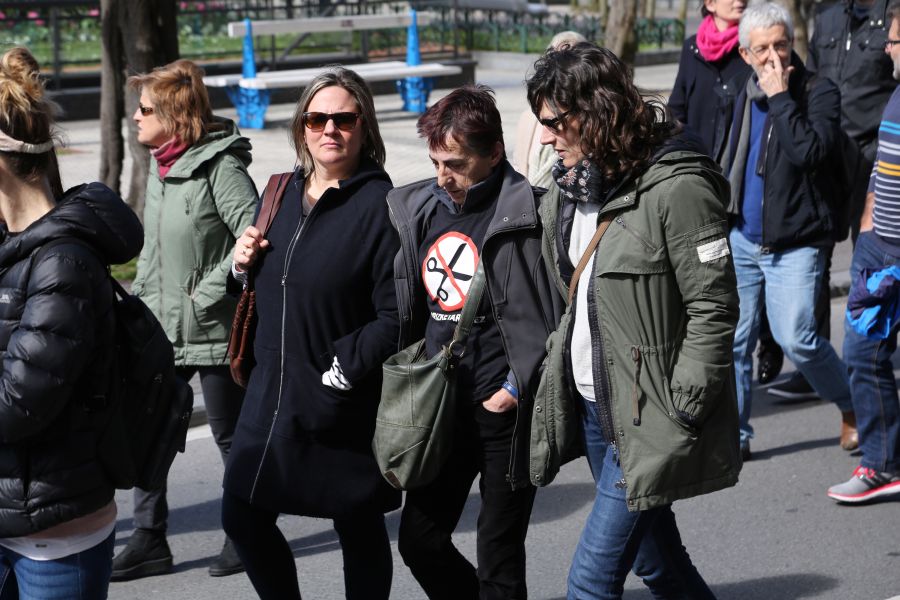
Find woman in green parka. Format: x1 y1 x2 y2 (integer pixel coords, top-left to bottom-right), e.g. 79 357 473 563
527 44 741 599
111 60 257 582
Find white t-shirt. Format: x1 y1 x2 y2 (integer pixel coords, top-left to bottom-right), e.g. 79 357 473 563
568 202 601 401
0 501 116 561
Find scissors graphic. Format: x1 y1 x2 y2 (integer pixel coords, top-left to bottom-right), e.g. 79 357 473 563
426 243 473 302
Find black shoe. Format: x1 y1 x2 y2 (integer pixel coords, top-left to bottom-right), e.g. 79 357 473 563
757 345 784 385
111 528 173 582
768 372 819 400
741 441 751 462
208 537 245 578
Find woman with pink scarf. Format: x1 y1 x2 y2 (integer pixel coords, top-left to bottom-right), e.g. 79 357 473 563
669 0 751 164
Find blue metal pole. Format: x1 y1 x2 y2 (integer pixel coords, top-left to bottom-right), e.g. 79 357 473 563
233 17 269 129
398 9 433 114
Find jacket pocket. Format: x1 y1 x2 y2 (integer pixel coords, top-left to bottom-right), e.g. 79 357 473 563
677 220 735 299
530 310 581 487
594 213 670 276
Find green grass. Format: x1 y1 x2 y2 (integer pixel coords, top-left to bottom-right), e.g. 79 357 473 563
111 258 137 283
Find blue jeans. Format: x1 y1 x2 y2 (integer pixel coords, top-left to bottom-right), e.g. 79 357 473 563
0 531 114 600
729 228 852 443
842 231 900 473
567 397 715 600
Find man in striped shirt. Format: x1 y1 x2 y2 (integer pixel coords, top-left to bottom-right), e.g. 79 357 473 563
828 0 900 503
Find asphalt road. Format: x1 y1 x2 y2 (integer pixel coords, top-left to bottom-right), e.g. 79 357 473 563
107 298 900 600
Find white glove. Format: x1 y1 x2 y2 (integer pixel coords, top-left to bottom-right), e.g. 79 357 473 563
322 355 352 391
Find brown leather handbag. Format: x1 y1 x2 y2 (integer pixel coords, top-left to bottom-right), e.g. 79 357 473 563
227 171 293 387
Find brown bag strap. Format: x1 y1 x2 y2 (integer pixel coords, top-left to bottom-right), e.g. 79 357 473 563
256 172 294 236
567 214 614 305
244 172 292 290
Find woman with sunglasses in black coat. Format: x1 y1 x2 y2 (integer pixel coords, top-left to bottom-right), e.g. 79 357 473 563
221 68 400 600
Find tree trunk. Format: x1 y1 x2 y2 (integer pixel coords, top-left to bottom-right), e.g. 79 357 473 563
99 0 124 195
678 0 688 25
783 0 811 62
98 0 178 219
605 0 639 66
646 0 656 20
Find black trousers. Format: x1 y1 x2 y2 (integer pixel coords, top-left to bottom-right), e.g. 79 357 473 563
133 365 243 531
221 490 392 600
398 402 537 600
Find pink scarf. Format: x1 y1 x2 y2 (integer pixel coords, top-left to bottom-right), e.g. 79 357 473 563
152 137 190 178
696 15 739 63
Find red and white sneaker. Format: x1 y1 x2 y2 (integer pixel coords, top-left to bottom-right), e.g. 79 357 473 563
827 466 900 504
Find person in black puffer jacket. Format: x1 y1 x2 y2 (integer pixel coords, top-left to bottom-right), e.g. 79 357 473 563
0 47 143 599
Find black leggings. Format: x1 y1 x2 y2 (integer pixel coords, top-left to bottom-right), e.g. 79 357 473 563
221 490 392 600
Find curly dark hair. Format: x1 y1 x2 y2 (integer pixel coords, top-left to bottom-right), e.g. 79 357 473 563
526 43 673 182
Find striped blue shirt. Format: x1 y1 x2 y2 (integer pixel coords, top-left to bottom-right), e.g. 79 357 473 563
872 87 900 242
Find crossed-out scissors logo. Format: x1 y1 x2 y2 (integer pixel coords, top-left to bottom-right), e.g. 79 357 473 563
422 231 479 312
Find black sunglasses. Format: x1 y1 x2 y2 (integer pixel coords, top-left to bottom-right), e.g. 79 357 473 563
138 103 154 116
302 112 360 132
538 110 571 132
885 39 900 49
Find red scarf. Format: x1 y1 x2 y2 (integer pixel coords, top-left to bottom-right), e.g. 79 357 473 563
152 137 190 179
696 15 739 63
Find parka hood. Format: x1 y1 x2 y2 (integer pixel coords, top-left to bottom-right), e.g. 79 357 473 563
0 182 144 267
160 116 252 180
636 129 725 193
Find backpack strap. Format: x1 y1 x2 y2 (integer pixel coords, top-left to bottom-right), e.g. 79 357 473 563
256 172 294 236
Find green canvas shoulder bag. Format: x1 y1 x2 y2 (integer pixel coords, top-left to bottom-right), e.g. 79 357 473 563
374 262 486 490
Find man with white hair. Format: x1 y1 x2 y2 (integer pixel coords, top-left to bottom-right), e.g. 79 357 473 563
724 2 854 459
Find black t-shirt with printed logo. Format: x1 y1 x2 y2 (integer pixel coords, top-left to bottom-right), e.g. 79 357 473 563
418 175 508 404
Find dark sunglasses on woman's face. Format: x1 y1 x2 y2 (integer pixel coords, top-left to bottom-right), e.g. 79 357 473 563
539 110 570 132
302 112 360 132
138 104 154 116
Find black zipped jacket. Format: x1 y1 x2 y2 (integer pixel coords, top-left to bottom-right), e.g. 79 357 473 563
388 160 565 489
224 160 401 519
668 35 752 163
0 183 143 536
726 57 841 251
807 0 895 162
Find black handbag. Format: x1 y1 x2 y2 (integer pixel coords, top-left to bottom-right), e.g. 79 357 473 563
374 262 486 490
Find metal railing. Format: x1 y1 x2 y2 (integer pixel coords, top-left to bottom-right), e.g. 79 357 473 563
0 0 684 85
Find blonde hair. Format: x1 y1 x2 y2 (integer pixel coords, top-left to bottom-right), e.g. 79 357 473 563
0 47 62 195
289 67 386 174
128 59 214 146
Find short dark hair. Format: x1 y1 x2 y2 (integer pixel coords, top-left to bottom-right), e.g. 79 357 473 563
526 42 672 182
416 84 504 157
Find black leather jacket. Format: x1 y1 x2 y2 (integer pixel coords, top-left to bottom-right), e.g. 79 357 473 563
807 0 896 161
0 183 143 536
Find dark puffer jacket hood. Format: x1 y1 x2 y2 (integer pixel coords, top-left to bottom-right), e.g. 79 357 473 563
0 182 143 267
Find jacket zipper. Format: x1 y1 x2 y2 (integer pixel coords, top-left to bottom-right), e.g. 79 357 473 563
482 223 536 488
614 216 655 252
760 125 773 249
387 202 421 350
248 195 318 502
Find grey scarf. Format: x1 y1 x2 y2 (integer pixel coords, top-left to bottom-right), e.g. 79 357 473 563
726 76 768 215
